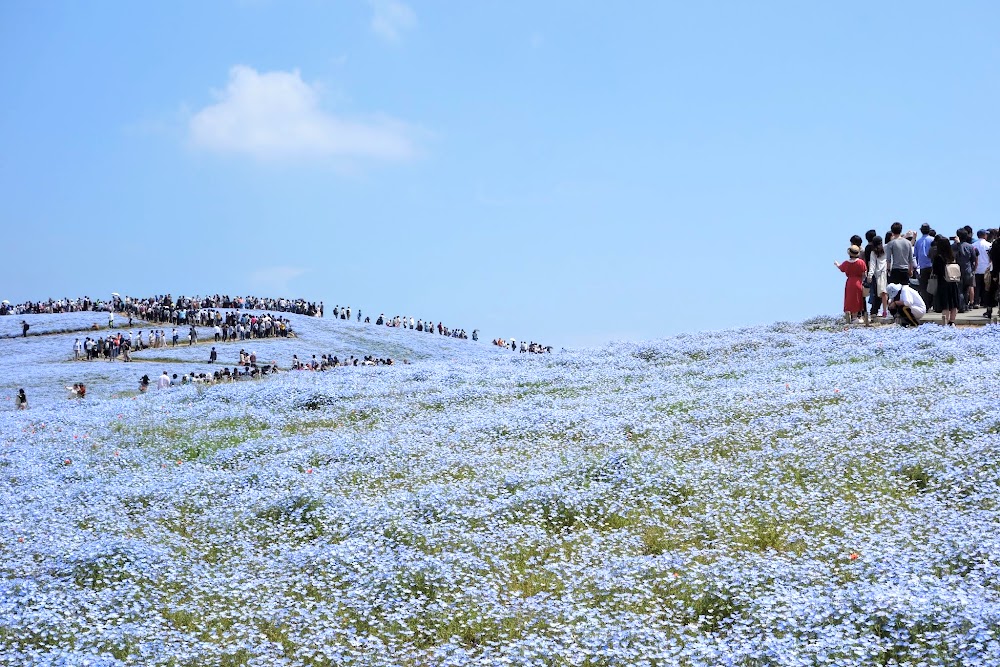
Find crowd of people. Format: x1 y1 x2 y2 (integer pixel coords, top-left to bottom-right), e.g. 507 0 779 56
139 365 280 392
0 293 321 318
3 291 554 354
837 222 1000 326
119 296 304 333
367 311 473 340
492 338 553 353
291 353 404 370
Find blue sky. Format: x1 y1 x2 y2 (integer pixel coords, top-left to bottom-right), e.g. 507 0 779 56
2 1 998 347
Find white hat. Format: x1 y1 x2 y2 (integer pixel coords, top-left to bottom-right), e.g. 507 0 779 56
886 284 902 299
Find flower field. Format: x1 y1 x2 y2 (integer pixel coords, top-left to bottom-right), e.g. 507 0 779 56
2 313 1000 666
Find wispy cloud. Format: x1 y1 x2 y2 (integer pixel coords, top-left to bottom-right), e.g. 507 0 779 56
188 65 416 161
248 266 308 294
369 0 416 42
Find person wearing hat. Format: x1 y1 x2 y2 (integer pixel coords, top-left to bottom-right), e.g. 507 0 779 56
914 223 935 305
886 283 926 326
835 245 869 326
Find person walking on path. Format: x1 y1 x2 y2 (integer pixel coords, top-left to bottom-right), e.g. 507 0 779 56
836 245 870 326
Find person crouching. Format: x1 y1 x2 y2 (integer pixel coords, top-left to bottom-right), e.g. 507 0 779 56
887 283 926 327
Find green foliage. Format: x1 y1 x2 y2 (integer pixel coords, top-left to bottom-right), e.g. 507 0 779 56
898 462 934 491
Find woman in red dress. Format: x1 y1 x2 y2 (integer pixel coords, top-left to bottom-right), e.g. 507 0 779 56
836 245 869 326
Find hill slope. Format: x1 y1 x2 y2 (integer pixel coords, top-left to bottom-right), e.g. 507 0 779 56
2 313 1000 666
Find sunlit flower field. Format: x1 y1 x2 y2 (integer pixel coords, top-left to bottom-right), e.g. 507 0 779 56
2 312 1000 666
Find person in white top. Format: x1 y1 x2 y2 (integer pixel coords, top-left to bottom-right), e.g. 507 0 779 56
157 371 171 390
73 338 83 360
866 237 889 318
974 229 992 307
886 283 926 326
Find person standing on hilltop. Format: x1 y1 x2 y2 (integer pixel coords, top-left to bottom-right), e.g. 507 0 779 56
21 320 29 337
952 229 978 312
914 223 935 306
984 233 1000 322
932 235 961 326
862 230 880 318
866 236 889 318
836 245 869 326
885 222 914 288
974 229 992 308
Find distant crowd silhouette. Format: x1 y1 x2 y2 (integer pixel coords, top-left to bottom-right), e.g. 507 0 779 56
0 294 319 317
2 292 552 353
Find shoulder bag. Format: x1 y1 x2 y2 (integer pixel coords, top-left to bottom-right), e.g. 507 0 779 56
944 263 962 283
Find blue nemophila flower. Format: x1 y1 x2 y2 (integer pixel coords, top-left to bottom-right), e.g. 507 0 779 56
2 313 1000 665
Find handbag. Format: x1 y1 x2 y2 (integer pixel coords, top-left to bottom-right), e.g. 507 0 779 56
927 276 939 295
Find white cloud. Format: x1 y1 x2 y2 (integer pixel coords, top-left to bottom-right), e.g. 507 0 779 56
248 266 308 294
189 65 415 161
369 0 416 42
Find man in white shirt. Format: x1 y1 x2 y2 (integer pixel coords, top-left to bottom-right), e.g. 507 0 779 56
887 283 926 326
974 229 992 307
157 371 171 390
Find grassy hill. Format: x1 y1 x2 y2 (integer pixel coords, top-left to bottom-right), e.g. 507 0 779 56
2 312 1000 666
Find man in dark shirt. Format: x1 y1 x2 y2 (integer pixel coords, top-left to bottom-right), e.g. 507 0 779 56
863 230 880 316
952 229 979 312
